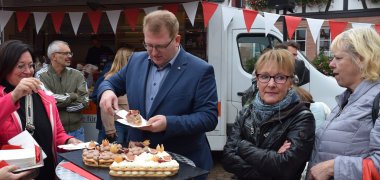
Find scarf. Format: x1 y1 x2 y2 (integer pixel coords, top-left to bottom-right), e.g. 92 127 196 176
252 88 299 122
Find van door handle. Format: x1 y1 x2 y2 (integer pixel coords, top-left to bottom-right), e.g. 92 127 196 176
237 92 244 96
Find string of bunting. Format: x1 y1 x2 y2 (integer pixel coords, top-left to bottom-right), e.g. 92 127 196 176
0 1 379 42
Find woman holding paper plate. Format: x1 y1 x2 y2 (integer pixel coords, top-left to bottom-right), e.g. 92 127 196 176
0 40 81 179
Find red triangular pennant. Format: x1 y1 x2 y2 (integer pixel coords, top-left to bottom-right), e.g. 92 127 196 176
87 10 102 34
329 21 348 41
50 12 65 33
375 24 380 35
124 8 140 31
16 11 30 32
163 4 179 15
201 2 218 28
285 15 302 40
242 9 258 33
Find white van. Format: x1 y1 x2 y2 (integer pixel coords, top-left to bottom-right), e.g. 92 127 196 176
205 6 344 151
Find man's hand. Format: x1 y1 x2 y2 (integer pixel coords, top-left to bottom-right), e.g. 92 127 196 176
0 165 36 180
277 140 291 154
308 159 334 180
139 115 167 133
99 90 118 116
67 138 82 145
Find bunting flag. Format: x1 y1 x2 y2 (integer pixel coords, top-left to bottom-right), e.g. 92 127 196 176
329 21 348 40
285 15 302 39
264 12 280 36
106 10 121 34
375 24 380 34
242 9 258 33
0 2 378 39
201 2 218 28
182 1 198 27
143 6 160 15
0 11 13 32
163 4 179 15
50 12 65 33
88 10 102 34
33 12 47 34
306 18 324 44
68 12 83 35
221 6 236 31
123 8 140 31
351 22 372 29
16 11 30 32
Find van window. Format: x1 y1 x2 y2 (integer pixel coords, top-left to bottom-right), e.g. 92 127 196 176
237 33 281 74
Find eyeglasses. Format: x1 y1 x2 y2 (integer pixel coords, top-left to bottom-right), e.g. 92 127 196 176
16 63 35 72
143 37 174 51
256 74 292 84
55 52 73 57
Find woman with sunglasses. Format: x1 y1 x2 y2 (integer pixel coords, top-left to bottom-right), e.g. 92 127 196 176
222 49 315 180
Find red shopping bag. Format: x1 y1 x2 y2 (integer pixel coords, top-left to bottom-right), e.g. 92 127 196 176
363 158 380 180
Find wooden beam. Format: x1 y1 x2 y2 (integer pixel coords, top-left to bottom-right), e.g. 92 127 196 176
291 8 380 19
361 0 368 9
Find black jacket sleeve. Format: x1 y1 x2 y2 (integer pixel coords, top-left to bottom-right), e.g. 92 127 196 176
222 108 266 179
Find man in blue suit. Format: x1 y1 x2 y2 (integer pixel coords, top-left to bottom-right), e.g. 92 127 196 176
98 10 218 174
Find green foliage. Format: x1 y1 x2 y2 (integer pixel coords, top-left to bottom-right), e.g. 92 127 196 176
245 56 258 74
312 51 333 76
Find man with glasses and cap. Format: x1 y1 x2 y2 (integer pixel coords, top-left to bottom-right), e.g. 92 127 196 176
36 40 89 141
97 10 218 177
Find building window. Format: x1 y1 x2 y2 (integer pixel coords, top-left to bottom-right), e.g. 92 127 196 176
319 28 332 56
237 33 281 74
291 29 306 54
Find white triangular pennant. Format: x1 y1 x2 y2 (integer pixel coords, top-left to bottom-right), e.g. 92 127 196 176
306 18 324 44
221 6 236 31
68 12 83 35
182 1 198 26
33 12 47 34
351 22 372 29
264 12 280 36
0 11 13 32
106 10 121 34
143 6 160 15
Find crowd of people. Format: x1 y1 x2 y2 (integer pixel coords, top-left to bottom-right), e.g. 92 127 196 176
0 9 379 180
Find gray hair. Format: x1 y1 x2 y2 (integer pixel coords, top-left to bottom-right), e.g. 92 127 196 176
47 40 69 59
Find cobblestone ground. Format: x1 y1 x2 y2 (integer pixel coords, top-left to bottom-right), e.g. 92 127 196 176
207 151 234 180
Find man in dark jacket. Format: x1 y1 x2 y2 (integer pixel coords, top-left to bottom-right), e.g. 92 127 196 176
275 41 310 86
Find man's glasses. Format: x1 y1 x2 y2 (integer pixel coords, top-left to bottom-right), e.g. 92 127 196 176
16 63 35 72
55 52 73 57
256 74 291 84
143 37 174 51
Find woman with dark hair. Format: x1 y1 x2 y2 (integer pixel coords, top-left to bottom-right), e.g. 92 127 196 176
0 40 81 179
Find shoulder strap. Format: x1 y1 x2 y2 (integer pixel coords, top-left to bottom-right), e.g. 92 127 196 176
372 91 380 125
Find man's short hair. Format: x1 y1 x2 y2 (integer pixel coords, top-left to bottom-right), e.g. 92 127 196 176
284 41 300 50
143 10 179 39
274 41 300 50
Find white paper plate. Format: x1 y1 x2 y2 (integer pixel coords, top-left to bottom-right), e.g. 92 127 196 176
115 109 151 128
116 118 151 128
57 142 98 150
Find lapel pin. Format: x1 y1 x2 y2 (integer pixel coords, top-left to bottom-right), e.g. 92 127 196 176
177 67 181 70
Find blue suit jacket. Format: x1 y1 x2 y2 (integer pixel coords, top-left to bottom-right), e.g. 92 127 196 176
98 48 218 170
